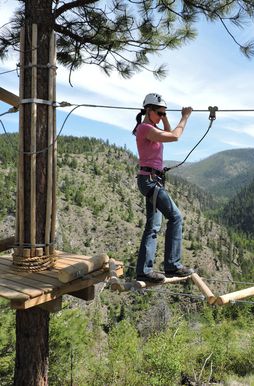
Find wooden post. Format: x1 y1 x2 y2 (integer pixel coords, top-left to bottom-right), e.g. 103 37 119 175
50 35 57 256
30 23 37 258
17 27 25 258
45 31 55 257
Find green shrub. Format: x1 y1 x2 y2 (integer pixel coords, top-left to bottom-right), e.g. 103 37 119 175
142 323 190 386
0 300 15 386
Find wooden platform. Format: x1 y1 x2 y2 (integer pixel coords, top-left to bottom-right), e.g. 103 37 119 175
0 252 123 310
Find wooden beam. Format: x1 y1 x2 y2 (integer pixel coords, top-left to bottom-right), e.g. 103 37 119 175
0 87 19 108
38 297 62 313
216 286 254 305
68 285 95 301
191 273 217 304
0 236 15 252
58 253 109 283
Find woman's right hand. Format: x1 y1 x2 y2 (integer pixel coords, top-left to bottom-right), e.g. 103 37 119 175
181 107 193 119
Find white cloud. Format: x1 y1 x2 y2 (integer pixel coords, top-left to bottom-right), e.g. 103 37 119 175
221 139 252 148
222 119 254 138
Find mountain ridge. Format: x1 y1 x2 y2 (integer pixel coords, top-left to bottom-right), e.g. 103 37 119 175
168 147 254 202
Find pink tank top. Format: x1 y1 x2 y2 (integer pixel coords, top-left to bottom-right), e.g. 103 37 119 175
136 123 163 173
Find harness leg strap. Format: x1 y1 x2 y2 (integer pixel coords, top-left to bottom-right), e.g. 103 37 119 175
152 185 161 213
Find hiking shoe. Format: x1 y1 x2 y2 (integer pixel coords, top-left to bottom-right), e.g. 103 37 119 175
165 267 194 278
136 271 165 283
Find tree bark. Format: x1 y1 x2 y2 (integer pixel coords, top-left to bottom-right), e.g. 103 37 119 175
14 308 50 386
14 1 54 385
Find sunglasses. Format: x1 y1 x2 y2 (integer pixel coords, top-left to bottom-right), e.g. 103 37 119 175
156 111 166 117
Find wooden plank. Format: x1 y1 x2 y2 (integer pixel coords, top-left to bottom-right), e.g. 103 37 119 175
11 292 57 309
0 256 60 279
0 272 54 293
0 264 58 283
12 272 61 287
54 257 94 266
55 251 112 261
0 87 19 108
0 261 62 287
0 261 14 272
0 285 29 301
0 256 15 267
0 278 43 298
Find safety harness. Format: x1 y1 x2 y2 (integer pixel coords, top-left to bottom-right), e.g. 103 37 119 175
139 166 165 213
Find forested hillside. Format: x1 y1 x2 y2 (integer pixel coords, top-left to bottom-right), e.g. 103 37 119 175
1 134 254 385
171 148 254 202
219 179 254 237
0 133 249 285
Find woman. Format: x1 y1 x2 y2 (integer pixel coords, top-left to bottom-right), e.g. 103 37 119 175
133 93 194 283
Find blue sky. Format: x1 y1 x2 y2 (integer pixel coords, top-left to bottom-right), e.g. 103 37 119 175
0 0 254 163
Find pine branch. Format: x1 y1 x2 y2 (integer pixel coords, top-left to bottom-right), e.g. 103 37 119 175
53 0 96 18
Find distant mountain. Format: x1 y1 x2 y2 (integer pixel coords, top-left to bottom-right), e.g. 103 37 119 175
169 148 254 202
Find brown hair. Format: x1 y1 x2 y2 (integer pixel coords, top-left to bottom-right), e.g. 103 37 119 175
132 104 162 135
132 108 146 135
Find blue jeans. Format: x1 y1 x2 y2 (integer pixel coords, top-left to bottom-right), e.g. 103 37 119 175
136 174 183 276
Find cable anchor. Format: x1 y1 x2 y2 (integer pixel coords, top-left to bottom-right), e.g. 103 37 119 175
208 106 218 120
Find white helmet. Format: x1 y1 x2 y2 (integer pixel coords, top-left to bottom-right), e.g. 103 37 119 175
143 93 167 108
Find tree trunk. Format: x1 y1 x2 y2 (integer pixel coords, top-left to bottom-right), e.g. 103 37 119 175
14 1 54 385
14 308 50 385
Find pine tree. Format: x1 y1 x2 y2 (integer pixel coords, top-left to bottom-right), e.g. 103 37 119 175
1 1 254 83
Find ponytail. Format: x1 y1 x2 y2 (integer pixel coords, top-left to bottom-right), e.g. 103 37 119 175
132 108 146 135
